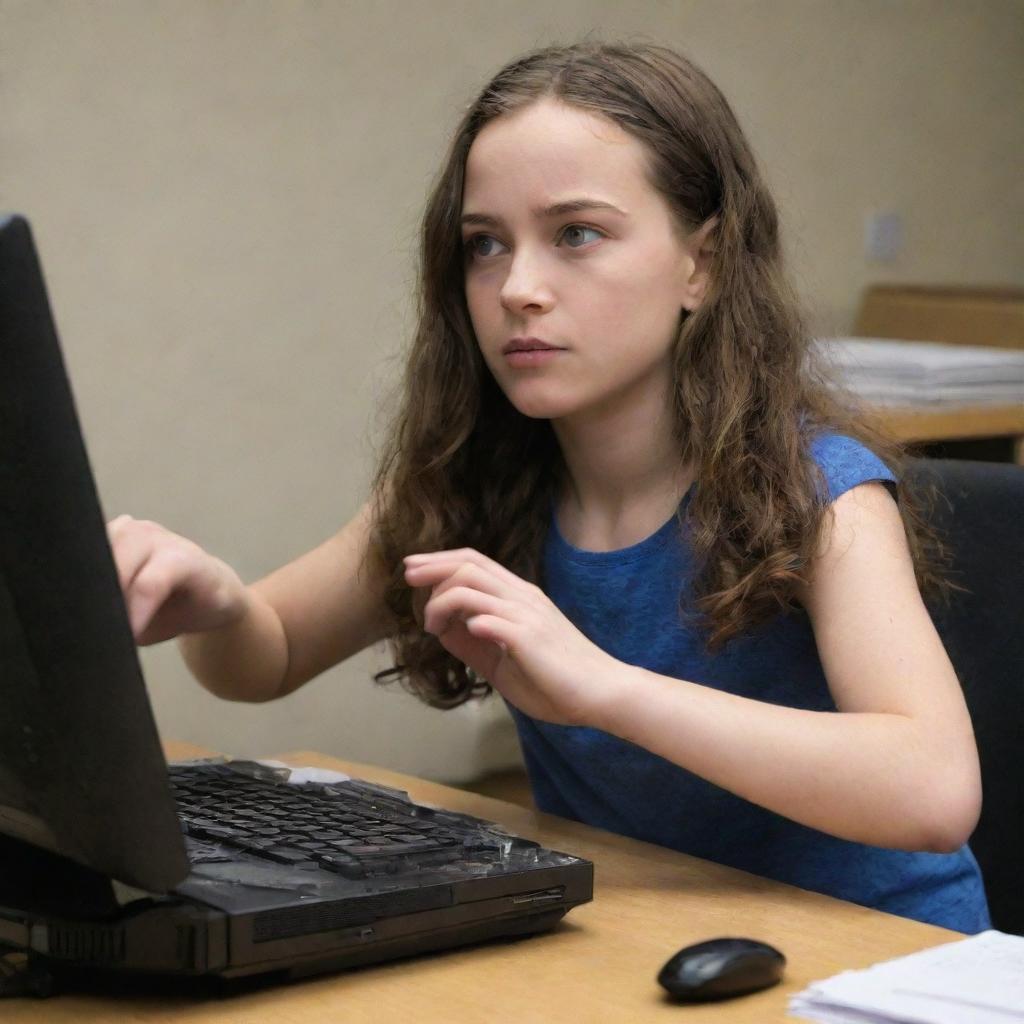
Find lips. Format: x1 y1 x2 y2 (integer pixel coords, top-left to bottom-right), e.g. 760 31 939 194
502 337 563 354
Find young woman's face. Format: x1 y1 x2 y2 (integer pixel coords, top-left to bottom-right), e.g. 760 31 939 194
461 97 706 423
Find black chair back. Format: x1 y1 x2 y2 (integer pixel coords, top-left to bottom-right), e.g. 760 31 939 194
904 458 1024 934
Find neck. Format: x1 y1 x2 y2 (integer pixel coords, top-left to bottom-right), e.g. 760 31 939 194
552 380 693 551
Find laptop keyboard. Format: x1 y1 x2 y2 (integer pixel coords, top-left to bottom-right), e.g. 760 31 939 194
169 762 508 880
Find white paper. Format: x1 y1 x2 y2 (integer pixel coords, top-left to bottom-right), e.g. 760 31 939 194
789 930 1024 1024
813 337 1024 407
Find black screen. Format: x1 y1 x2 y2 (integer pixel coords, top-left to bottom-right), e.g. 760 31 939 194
0 214 188 892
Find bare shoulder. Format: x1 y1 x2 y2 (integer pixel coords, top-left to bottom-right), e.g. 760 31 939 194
250 499 396 695
798 479 916 628
802 480 911 603
798 481 959 715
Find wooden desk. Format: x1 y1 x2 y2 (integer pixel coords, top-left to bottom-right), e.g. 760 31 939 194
871 403 1024 463
5 743 965 1023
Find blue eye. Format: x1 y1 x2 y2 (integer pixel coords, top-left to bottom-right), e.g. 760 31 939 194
463 224 604 261
561 225 603 248
465 235 506 259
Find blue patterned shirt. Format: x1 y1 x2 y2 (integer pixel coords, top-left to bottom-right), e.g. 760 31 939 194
507 433 991 933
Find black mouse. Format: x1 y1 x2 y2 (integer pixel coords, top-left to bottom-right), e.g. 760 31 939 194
657 937 785 1002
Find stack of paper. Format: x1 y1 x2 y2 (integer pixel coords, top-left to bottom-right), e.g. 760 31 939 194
814 337 1024 406
789 929 1024 1023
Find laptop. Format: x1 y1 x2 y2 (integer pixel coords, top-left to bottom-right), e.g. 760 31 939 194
0 213 593 992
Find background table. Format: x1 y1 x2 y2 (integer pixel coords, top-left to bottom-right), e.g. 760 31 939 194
873 402 1024 463
3 743 965 1023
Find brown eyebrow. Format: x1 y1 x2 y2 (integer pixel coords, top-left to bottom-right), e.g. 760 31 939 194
460 197 628 229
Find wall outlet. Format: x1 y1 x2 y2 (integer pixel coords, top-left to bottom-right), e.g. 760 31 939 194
864 210 903 263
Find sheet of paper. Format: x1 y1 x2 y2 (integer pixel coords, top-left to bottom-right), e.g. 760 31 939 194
789 931 1024 1024
813 337 1024 407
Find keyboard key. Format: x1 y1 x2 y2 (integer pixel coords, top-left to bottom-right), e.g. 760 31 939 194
317 853 366 879
173 762 499 879
261 848 315 865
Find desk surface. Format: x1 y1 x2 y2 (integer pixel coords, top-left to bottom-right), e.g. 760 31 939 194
5 743 963 1023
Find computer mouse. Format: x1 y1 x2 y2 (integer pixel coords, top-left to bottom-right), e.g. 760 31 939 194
657 937 785 1002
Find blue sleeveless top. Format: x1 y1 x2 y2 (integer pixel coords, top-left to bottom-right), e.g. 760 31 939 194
507 433 991 933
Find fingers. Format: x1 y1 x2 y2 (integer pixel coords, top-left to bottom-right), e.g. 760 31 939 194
105 515 248 646
106 516 197 639
107 515 159 594
404 550 538 604
127 552 184 638
405 550 543 650
463 613 515 651
422 585 514 638
404 561 508 605
404 548 529 591
106 513 133 533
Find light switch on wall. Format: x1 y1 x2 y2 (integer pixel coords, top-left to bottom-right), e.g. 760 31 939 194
864 210 904 263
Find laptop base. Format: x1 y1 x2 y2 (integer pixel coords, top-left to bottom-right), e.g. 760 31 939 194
1 904 572 998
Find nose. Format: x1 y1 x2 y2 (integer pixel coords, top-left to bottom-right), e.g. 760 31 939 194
499 249 555 316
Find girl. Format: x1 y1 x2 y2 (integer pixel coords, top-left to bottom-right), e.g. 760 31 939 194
108 42 990 932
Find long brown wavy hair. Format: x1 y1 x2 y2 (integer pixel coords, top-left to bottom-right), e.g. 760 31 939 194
368 40 950 708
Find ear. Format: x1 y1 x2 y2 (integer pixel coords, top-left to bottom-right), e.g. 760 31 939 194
679 215 718 312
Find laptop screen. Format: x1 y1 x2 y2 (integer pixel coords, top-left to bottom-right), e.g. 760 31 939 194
0 213 188 892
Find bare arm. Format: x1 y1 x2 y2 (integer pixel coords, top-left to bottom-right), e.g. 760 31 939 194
404 482 982 852
110 501 394 703
179 500 394 701
253 500 393 695
591 482 981 851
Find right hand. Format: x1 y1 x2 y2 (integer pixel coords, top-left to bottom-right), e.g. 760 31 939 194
106 515 249 645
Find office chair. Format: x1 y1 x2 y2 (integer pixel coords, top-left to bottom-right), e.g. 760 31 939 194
903 458 1024 935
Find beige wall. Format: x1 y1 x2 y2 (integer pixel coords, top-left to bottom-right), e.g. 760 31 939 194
2 1 1021 782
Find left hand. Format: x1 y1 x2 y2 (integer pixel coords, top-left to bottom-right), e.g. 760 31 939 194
403 548 621 727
